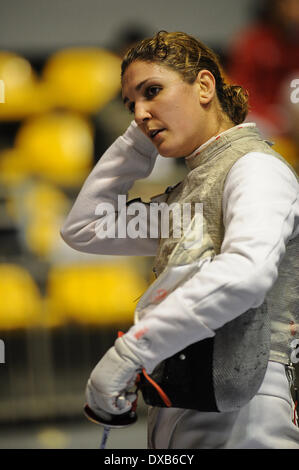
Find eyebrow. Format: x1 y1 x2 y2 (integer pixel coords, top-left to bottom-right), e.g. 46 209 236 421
122 78 157 106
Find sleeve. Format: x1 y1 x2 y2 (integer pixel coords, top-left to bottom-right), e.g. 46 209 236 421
120 152 299 373
60 121 160 256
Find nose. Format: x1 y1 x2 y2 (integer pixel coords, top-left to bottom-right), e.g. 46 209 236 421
134 101 152 125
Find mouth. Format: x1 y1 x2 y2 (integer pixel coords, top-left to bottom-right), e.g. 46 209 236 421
148 128 166 141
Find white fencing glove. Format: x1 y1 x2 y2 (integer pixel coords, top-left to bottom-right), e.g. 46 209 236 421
85 337 142 420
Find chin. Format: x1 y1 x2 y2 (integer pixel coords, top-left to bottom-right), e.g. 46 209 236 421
158 141 189 159
158 148 183 159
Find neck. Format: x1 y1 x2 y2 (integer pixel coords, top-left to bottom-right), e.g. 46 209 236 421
198 108 234 150
185 122 257 170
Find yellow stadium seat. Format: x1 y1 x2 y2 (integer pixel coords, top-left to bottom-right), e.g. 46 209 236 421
272 136 299 172
0 148 31 186
0 52 53 120
43 48 121 113
21 181 70 218
46 263 148 326
12 112 94 187
4 181 71 259
25 213 63 259
0 264 42 330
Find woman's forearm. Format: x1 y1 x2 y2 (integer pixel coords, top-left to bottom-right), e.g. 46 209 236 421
60 121 159 256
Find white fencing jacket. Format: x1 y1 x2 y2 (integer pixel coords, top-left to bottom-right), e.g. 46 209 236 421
61 121 299 383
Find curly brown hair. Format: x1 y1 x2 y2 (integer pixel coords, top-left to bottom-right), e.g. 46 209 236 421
121 31 249 125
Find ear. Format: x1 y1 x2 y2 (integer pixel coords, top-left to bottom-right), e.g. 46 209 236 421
196 70 216 104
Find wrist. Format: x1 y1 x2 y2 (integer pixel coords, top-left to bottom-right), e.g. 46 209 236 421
114 336 142 369
122 121 158 158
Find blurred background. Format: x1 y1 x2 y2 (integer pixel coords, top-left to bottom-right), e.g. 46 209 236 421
0 0 298 449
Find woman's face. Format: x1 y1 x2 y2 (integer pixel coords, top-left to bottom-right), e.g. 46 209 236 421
122 60 209 158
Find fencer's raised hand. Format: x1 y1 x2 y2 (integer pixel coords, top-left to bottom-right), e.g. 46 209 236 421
85 336 142 420
123 120 159 159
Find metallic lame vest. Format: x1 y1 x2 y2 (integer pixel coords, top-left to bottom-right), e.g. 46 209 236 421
139 125 299 412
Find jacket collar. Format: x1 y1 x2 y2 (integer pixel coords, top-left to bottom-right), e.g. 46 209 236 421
185 123 264 171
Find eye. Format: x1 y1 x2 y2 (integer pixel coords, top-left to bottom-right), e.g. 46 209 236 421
145 86 161 99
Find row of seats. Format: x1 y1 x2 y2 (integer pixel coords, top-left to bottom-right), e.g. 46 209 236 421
0 47 152 336
0 47 123 189
0 262 148 330
0 48 121 119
